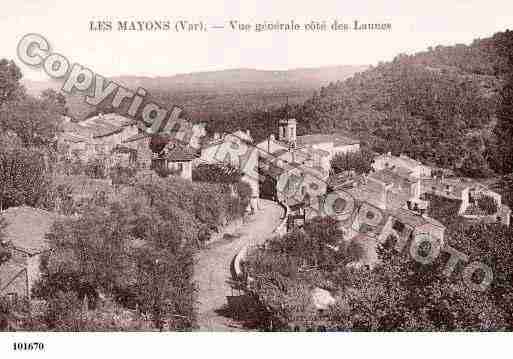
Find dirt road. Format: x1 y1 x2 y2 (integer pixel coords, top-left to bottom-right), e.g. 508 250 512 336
194 199 283 331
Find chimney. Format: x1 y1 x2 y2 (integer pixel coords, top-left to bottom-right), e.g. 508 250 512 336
246 129 251 138
269 134 275 142
367 176 389 210
381 183 393 210
288 119 297 144
278 119 287 141
213 132 220 141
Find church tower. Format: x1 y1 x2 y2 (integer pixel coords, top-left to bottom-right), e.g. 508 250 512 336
278 118 297 146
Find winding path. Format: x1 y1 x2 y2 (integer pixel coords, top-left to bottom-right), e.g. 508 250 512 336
194 199 283 331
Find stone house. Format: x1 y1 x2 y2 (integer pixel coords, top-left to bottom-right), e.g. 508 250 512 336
0 207 58 300
255 118 360 207
158 144 199 180
256 118 360 164
59 113 152 170
372 152 431 179
200 130 260 207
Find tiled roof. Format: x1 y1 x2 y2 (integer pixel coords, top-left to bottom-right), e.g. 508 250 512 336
61 114 137 140
80 113 137 138
310 148 331 157
388 207 445 229
1 206 59 255
369 168 417 185
83 113 136 128
297 133 359 147
345 181 386 209
422 178 477 197
271 148 289 158
201 131 253 150
61 132 86 143
123 132 149 143
164 145 199 162
376 153 423 169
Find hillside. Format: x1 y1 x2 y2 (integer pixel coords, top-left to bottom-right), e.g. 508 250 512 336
22 65 367 121
276 30 513 177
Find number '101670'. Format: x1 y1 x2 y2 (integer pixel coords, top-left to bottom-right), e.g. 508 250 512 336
13 342 45 351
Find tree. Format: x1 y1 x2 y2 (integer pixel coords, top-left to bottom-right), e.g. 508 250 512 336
0 59 23 106
459 149 494 178
35 200 197 331
40 89 67 115
330 148 373 175
492 30 513 174
85 157 107 179
0 146 52 210
0 96 62 148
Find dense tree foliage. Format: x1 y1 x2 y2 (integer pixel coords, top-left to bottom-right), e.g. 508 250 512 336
491 30 513 174
330 147 374 175
34 199 196 330
0 59 64 211
0 146 52 210
244 217 348 329
192 163 243 183
245 201 513 331
0 94 62 148
0 59 23 106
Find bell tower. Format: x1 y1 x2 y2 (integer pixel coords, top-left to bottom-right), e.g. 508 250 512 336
278 118 297 145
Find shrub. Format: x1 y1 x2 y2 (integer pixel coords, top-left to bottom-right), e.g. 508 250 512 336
110 164 136 185
476 195 498 215
35 200 196 330
330 148 374 175
85 157 107 179
0 146 51 210
192 163 243 183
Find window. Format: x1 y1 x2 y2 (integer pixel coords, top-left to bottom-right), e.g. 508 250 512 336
392 220 405 233
6 292 18 304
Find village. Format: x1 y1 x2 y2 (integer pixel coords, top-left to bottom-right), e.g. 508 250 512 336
1 109 510 329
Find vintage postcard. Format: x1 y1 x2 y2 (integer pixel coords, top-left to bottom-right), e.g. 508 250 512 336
0 0 512 357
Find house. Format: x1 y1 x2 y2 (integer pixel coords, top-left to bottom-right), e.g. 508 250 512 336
256 118 360 161
372 152 431 179
296 133 360 157
422 177 511 225
326 171 359 192
367 168 422 208
59 113 152 169
158 144 199 180
339 195 445 269
255 118 360 207
383 207 445 246
422 177 497 213
0 207 58 300
200 130 260 208
341 168 422 212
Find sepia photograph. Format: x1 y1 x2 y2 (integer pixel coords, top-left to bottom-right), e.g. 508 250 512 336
0 0 513 358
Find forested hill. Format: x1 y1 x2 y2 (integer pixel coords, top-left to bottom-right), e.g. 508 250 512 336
22 65 367 121
282 30 513 177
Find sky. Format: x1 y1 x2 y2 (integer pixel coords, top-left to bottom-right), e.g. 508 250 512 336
1 0 512 80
